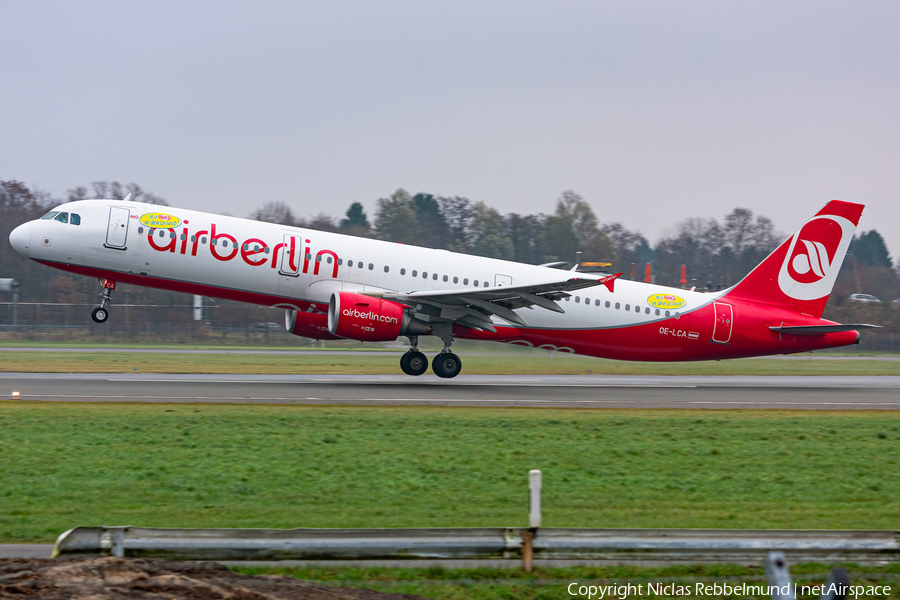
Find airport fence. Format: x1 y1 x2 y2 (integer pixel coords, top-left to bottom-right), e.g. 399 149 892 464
0 303 898 352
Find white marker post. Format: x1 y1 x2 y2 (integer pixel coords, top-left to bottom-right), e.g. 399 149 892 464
523 469 542 572
529 469 542 528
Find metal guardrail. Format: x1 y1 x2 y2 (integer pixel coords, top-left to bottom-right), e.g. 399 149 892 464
52 526 900 565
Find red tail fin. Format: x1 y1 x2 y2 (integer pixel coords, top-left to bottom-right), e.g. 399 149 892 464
724 200 863 318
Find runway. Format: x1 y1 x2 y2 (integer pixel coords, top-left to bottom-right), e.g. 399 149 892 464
2 373 899 409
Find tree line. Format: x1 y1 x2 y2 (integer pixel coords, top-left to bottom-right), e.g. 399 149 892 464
2 179 898 331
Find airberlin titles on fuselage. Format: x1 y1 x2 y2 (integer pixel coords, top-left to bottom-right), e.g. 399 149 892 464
142 213 340 278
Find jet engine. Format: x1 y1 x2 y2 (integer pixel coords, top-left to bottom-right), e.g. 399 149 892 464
328 292 430 342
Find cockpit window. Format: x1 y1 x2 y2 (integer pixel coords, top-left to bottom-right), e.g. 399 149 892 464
53 212 69 224
41 211 59 220
70 214 81 226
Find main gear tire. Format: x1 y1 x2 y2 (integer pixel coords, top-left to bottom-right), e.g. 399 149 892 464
401 351 428 376
432 352 462 379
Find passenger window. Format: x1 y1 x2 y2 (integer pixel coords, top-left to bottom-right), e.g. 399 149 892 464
41 211 59 220
161 230 168 238
615 302 620 309
314 255 321 262
453 277 458 284
433 273 438 280
473 280 479 287
368 263 374 270
635 305 640 312
306 253 312 260
265 247 270 254
191 235 195 242
655 309 660 316
575 297 580 303
336 257 341 264
665 310 670 317
585 298 590 304
327 256 333 264
182 234 187 241
358 261 364 269
625 304 630 311
412 270 418 277
423 271 428 278
70 214 81 225
605 301 610 308
645 307 650 314
348 260 354 267
565 296 570 302
201 237 207 244
222 240 228 247
384 266 389 273
401 268 406 275
171 231 176 239
139 227 145 234
463 278 468 285
443 275 448 282
484 281 489 287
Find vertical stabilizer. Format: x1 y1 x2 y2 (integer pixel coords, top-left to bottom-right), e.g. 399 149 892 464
724 200 864 318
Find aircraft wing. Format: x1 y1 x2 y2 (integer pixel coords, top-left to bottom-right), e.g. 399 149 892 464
375 273 621 332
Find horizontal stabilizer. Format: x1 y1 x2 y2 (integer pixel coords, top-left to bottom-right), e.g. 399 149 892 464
769 324 881 336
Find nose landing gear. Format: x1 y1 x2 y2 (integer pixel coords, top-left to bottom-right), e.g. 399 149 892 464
91 279 116 323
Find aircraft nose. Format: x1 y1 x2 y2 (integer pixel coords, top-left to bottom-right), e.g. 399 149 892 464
9 222 32 257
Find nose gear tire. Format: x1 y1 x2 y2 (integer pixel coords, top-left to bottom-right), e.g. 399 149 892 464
91 307 109 323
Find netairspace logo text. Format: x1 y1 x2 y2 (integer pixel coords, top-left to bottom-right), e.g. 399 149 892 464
567 582 891 598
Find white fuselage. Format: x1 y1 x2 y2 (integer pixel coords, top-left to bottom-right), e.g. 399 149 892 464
13 199 716 333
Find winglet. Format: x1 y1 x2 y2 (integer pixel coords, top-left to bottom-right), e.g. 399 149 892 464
599 273 622 293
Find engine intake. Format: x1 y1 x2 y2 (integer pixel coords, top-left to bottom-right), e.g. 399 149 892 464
328 292 430 342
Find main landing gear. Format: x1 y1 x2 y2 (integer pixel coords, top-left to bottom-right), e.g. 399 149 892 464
91 279 116 324
399 327 463 379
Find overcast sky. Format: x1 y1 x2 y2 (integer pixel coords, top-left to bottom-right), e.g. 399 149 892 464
2 1 898 259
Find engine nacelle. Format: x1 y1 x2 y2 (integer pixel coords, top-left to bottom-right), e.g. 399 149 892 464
328 292 430 342
285 307 341 340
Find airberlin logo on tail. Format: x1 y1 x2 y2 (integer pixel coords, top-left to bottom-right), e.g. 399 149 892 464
777 215 854 300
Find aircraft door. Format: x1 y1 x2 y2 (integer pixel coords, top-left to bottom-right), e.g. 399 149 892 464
711 302 733 344
495 274 512 287
105 207 130 249
279 234 302 276
277 233 303 298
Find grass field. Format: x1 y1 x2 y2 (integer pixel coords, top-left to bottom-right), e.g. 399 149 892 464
2 349 900 375
232 563 900 599
1 403 898 542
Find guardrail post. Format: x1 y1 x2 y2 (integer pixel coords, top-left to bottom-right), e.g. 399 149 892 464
522 530 534 573
112 529 125 558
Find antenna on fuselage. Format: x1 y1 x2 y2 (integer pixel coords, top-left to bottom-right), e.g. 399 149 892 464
122 193 133 202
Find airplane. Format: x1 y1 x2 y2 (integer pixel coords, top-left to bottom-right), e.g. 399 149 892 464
7 197 879 378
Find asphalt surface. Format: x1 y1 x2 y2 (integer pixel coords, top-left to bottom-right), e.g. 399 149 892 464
2 373 899 409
